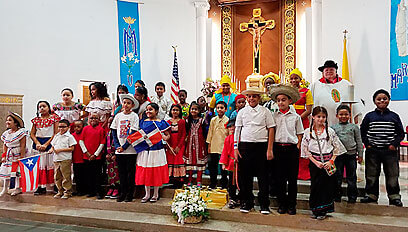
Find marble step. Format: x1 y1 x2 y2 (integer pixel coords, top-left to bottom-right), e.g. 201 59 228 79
1 195 407 232
0 200 322 232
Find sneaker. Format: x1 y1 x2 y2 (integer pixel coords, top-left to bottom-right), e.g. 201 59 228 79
105 189 113 198
117 195 126 202
110 189 119 199
389 199 403 207
228 200 238 209
34 187 45 195
197 182 202 188
316 215 326 220
54 192 63 198
10 188 22 196
187 182 192 187
87 193 96 198
240 203 253 213
347 198 356 203
260 206 270 215
61 194 71 199
97 194 104 200
360 196 377 204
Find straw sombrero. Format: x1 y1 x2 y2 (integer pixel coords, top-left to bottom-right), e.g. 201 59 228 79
268 84 300 103
8 111 24 128
119 93 139 110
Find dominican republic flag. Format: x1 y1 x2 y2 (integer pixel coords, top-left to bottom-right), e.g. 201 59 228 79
18 155 40 192
127 122 163 153
170 47 179 103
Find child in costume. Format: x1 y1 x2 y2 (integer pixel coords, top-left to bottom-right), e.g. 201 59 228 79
166 104 186 188
85 82 112 131
229 94 246 120
270 85 303 215
0 112 26 196
150 82 172 120
207 101 229 189
219 118 239 208
301 106 346 220
111 94 139 202
30 100 60 195
52 88 85 132
184 101 207 187
136 103 170 203
178 89 190 118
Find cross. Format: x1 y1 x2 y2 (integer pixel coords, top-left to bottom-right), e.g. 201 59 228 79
240 8 275 74
343 29 348 39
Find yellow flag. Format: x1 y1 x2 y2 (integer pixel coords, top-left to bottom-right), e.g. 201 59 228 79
342 37 350 82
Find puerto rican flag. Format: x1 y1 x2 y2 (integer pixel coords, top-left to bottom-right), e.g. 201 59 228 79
127 122 163 153
18 155 40 192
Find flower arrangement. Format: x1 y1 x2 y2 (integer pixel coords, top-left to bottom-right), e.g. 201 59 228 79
201 78 220 98
171 186 210 224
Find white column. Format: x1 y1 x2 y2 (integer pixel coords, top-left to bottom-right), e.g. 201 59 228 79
194 0 210 95
311 0 322 82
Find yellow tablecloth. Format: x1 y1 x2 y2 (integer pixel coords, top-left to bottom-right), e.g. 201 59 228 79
173 188 228 209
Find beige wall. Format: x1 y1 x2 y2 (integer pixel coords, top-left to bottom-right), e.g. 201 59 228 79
0 94 23 153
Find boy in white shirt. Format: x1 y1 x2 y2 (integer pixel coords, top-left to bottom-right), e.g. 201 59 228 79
269 85 303 215
111 93 139 202
150 82 172 120
51 119 77 199
235 83 275 215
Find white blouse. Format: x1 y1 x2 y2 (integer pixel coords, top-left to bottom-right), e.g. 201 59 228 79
85 100 112 122
301 127 347 158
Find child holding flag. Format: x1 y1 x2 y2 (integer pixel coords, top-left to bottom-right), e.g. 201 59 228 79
134 103 170 203
0 112 26 196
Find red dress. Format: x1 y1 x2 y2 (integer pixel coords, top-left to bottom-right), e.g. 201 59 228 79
219 134 234 172
294 87 313 180
184 118 207 171
166 119 186 177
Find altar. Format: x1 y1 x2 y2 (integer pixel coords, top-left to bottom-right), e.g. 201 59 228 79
212 0 305 90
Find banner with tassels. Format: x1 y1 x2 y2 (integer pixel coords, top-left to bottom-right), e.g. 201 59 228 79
117 0 142 94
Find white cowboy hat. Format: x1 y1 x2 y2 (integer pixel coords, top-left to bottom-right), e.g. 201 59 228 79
119 93 139 110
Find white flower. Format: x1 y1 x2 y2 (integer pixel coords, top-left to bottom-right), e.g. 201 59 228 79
121 56 126 62
128 52 134 59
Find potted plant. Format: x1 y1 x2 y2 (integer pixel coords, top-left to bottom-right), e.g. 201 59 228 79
171 186 210 224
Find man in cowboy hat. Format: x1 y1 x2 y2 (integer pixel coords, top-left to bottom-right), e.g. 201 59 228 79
209 75 237 118
310 60 362 126
234 75 275 215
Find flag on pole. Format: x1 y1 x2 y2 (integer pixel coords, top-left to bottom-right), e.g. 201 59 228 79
170 46 180 103
342 32 350 82
19 155 41 192
127 123 163 153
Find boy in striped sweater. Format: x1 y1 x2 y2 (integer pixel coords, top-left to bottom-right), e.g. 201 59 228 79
360 89 404 207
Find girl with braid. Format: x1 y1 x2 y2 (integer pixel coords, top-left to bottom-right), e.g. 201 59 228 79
301 106 346 220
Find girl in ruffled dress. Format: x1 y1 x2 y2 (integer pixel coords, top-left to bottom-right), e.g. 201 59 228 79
0 112 27 196
52 88 85 132
85 82 112 132
30 101 60 195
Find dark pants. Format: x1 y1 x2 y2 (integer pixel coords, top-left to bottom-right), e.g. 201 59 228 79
84 159 103 195
238 142 269 208
73 163 87 194
227 171 238 201
117 154 137 198
334 154 357 200
274 144 299 208
208 153 228 188
365 147 401 201
268 159 278 196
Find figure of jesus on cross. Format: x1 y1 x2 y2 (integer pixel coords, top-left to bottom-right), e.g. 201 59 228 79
240 8 275 74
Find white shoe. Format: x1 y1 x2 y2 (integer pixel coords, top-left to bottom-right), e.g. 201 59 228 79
11 188 22 196
0 191 6 197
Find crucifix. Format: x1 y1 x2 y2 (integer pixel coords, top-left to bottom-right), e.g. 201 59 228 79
240 8 275 74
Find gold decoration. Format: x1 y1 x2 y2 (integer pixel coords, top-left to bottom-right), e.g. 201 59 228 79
123 16 136 25
283 0 296 82
221 6 232 77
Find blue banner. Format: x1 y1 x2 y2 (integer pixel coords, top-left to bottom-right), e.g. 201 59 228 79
117 0 141 94
391 0 408 101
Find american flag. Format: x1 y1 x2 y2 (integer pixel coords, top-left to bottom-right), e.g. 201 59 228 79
18 155 41 192
170 47 179 103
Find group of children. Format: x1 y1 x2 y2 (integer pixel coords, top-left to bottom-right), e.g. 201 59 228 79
0 79 404 220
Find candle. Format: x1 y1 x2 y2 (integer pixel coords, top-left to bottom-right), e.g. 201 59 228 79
348 85 355 102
